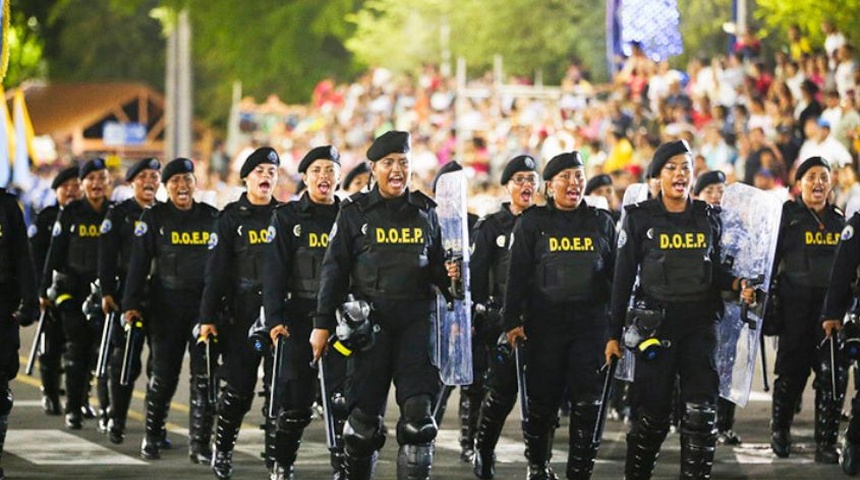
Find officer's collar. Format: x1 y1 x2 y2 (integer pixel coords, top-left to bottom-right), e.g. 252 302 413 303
364 185 420 209
238 192 278 209
167 199 196 213
299 191 339 212
656 193 693 214
548 198 588 214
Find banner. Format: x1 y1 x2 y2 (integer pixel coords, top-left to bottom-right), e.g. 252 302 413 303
12 88 36 190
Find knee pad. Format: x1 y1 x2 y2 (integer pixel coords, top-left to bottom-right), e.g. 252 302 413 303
397 395 437 445
344 408 386 457
631 411 670 445
331 391 350 420
148 375 177 404
217 387 253 423
680 403 717 437
277 408 313 434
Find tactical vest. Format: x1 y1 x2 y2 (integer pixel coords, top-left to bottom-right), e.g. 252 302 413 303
534 209 610 303
639 204 714 303
288 219 330 299
780 206 841 288
67 203 106 279
351 204 434 300
490 243 511 300
154 206 211 291
231 208 272 293
117 201 144 276
0 198 11 284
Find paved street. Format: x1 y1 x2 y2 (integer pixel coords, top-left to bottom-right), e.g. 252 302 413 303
3 331 852 479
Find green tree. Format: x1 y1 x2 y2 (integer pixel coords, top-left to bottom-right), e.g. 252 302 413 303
754 0 860 51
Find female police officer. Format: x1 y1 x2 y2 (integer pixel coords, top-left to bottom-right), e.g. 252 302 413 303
197 147 280 479
504 152 616 480
605 140 753 480
40 159 111 430
263 146 342 480
471 154 539 479
122 158 218 462
311 131 457 480
769 156 845 463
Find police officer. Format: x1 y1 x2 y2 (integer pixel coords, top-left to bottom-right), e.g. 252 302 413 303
39 159 111 430
605 140 754 479
263 146 343 479
98 158 161 444
769 156 845 463
504 152 616 480
821 206 860 475
28 166 80 415
0 186 39 480
313 131 458 479
470 154 539 479
584 174 619 222
122 158 218 462
692 170 741 446
341 162 371 196
197 147 280 479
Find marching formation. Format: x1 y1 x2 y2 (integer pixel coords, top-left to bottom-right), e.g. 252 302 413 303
2 129 860 480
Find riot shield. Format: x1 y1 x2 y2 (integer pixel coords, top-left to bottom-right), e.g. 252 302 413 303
717 183 782 407
619 182 650 227
434 169 473 386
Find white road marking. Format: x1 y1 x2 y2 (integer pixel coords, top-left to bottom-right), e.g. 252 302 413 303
6 430 146 465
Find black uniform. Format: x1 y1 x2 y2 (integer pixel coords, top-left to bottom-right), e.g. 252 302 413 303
503 201 616 480
316 186 449 479
821 212 860 474
0 189 38 478
199 193 279 476
40 197 110 428
123 199 218 461
770 199 845 462
98 197 153 442
262 192 345 477
28 204 65 415
610 196 736 479
470 203 519 477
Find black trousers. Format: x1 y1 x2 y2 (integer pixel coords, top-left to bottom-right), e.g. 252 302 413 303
774 290 827 387
148 297 206 398
629 302 719 420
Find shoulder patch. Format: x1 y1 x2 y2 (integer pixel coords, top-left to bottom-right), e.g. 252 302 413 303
51 221 62 237
617 229 628 249
329 222 338 240
27 224 37 238
265 225 276 243
208 232 219 250
100 219 112 234
293 224 301 237
842 225 854 241
134 221 148 237
496 234 506 248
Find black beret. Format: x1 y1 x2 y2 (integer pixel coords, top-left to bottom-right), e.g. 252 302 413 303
78 158 106 179
795 156 831 182
650 140 692 175
646 161 660 179
367 131 411 161
343 162 370 190
51 166 80 190
500 155 538 185
542 151 584 181
297 145 339 174
693 170 726 196
432 160 463 194
240 147 281 179
585 174 613 195
125 157 161 182
162 157 195 184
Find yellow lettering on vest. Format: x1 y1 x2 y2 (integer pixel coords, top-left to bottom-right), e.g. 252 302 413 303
308 232 330 248
697 233 706 248
660 234 670 249
249 230 259 244
660 232 706 249
805 230 840 245
78 224 100 237
192 231 201 244
549 237 559 252
375 227 423 244
180 232 189 243
547 237 595 252
171 232 179 243
260 229 269 243
170 231 209 245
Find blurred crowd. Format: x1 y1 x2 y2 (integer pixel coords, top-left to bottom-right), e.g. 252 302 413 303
25 21 860 219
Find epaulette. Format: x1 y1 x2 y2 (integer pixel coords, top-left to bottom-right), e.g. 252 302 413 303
833 205 845 217
473 216 487 230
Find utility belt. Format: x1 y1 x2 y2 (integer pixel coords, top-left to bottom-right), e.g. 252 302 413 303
622 301 671 361
47 271 79 307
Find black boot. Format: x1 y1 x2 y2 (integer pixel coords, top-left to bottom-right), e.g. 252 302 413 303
39 363 62 416
141 377 173 460
567 401 600 480
397 443 434 480
108 376 133 444
343 451 376 480
679 403 717 480
843 435 860 476
715 399 740 445
473 389 516 479
212 388 249 479
189 375 214 464
458 386 480 462
273 410 312 475
0 413 7 480
770 376 797 458
63 358 87 430
624 412 669 480
814 387 840 464
523 405 556 480
330 412 348 480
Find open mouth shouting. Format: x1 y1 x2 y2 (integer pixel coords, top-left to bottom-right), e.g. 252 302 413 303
388 173 405 191
519 185 534 204
176 189 190 202
811 184 826 201
316 179 331 196
671 179 688 194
